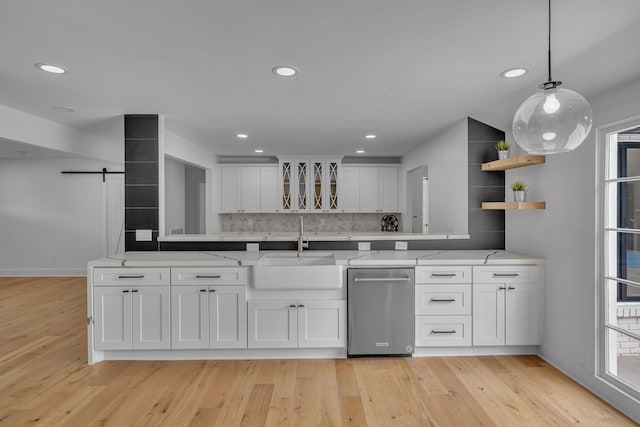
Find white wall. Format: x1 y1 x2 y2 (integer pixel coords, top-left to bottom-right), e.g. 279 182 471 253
502 77 640 421
164 130 220 232
400 119 468 233
0 157 122 275
164 156 186 234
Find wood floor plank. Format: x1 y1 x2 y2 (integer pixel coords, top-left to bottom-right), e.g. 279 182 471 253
0 277 635 427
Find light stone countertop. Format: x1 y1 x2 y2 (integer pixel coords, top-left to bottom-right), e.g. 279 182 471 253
88 250 543 268
157 232 470 242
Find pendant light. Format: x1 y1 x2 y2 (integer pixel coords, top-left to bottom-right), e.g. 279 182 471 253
512 0 593 154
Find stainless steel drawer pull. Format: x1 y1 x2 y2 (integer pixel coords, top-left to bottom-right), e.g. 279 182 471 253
353 277 409 282
429 298 456 302
118 275 144 279
196 275 222 279
430 273 456 277
492 273 519 277
431 330 456 334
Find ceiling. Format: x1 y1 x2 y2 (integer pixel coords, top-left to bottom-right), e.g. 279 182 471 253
2 0 640 158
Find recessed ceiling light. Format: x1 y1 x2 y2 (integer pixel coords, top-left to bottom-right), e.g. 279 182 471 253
35 63 68 74
500 67 528 78
255 149 264 153
365 134 376 139
51 105 75 112
272 66 299 77
356 150 365 154
236 133 248 139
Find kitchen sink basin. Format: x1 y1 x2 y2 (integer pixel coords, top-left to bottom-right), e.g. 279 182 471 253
253 252 343 289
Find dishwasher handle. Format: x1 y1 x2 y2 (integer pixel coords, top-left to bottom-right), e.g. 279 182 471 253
352 276 410 283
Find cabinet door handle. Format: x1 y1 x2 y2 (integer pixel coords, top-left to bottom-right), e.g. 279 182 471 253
430 273 456 277
492 273 519 277
353 277 409 283
431 329 456 334
298 304 305 308
131 289 139 293
498 286 506 290
200 289 207 293
507 286 515 290
118 274 144 279
289 304 297 308
208 289 216 293
196 275 221 279
121 289 130 293
429 298 456 302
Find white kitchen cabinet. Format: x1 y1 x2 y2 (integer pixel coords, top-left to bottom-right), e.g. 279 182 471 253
248 299 346 349
339 166 359 213
277 159 310 212
472 266 541 346
414 266 472 347
248 300 298 348
94 285 170 350
310 159 341 213
171 268 247 349
220 166 261 213
297 300 346 348
357 165 399 213
260 166 279 213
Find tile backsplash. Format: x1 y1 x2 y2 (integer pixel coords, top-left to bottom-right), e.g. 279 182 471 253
221 213 401 232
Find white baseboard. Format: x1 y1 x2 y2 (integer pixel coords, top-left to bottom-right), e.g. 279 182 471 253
0 268 86 276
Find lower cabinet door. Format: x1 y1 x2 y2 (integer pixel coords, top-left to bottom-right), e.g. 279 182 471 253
248 300 297 348
171 286 209 349
132 286 171 350
94 286 132 350
472 283 506 346
505 283 540 345
415 315 471 347
297 300 346 348
209 285 247 349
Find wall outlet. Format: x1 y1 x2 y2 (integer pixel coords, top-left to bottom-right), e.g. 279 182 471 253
320 218 326 226
358 242 371 251
135 229 152 241
247 218 254 226
246 243 259 252
395 241 408 251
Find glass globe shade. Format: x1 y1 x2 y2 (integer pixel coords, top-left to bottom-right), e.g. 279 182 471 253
512 87 593 154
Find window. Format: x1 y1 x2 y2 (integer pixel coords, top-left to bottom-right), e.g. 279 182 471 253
602 123 640 394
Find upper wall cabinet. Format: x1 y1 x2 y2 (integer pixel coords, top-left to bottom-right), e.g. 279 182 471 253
221 165 273 213
359 166 399 213
278 158 341 213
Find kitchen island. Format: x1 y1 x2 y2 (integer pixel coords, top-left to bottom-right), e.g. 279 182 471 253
87 250 544 364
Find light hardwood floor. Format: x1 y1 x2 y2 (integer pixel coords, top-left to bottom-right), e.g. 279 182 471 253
0 277 635 426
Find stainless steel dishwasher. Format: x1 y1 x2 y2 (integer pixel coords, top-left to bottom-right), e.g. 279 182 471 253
347 268 415 357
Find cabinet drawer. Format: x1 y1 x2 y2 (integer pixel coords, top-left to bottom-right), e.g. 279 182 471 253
171 267 247 286
93 268 170 286
415 284 471 315
473 265 539 283
415 266 472 284
415 315 471 347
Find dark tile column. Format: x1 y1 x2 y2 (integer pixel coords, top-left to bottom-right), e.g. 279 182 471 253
124 115 159 251
467 117 506 250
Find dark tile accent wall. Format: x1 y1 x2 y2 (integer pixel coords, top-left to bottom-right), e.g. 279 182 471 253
467 117 505 249
125 115 159 251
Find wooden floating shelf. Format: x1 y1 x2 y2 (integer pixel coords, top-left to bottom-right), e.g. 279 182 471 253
482 155 546 171
482 201 546 210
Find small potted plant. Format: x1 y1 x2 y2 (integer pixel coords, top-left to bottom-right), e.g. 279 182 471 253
511 180 527 202
496 140 511 160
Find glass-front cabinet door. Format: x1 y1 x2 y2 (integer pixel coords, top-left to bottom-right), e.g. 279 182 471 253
279 157 340 213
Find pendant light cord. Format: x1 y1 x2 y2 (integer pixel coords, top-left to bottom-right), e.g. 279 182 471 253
547 0 552 82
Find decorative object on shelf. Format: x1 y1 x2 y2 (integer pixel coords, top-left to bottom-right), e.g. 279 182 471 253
495 140 511 160
512 0 592 155
380 214 399 232
511 181 527 202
